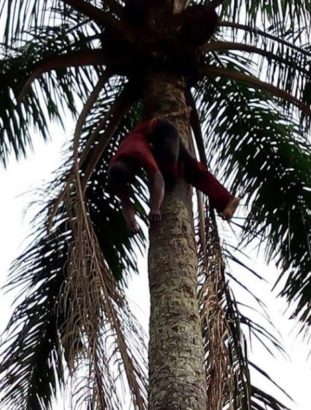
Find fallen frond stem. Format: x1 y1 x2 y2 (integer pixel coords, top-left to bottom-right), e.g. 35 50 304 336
187 89 208 250
203 41 311 78
220 21 311 59
17 49 109 103
197 207 234 409
202 65 311 117
185 88 208 164
196 191 206 264
47 73 110 231
72 74 110 163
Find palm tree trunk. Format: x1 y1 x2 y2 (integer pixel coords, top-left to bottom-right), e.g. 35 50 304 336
144 72 207 410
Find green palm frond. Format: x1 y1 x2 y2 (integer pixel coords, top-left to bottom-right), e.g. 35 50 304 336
219 20 311 58
195 71 311 332
62 0 132 40
1 0 122 44
1 0 57 44
204 39 311 102
202 64 311 118
218 0 311 38
1 195 147 409
202 44 311 127
0 261 64 409
0 22 106 165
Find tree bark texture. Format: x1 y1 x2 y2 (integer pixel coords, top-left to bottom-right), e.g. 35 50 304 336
144 72 207 410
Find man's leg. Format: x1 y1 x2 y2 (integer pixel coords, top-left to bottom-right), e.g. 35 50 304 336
149 170 165 222
109 156 165 229
149 119 180 189
133 149 165 223
149 119 239 219
179 143 240 219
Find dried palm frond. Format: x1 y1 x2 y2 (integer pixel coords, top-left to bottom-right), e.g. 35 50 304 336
54 71 146 407
196 201 291 409
197 204 234 409
58 177 147 409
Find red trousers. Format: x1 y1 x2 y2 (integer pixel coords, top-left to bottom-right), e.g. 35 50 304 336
182 157 232 212
109 120 232 212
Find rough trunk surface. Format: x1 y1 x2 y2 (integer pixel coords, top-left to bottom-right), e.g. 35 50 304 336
144 72 207 410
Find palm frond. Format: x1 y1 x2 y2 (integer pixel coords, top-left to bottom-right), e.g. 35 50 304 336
197 208 234 409
17 49 109 103
63 0 116 27
58 179 147 409
204 40 311 88
196 201 291 409
62 0 135 44
0 80 149 408
0 264 64 409
1 0 59 44
0 23 104 165
195 71 311 333
1 0 122 44
219 21 311 60
218 0 311 40
202 41 311 128
202 64 311 118
195 1 311 121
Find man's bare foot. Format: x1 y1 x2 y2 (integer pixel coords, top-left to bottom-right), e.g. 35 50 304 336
221 197 240 220
122 205 140 233
149 209 161 223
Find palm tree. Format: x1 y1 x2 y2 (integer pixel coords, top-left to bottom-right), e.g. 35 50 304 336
0 0 310 409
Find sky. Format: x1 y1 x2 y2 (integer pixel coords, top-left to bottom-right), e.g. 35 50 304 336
0 123 311 409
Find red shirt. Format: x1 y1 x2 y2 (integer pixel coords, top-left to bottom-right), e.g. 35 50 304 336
110 119 160 176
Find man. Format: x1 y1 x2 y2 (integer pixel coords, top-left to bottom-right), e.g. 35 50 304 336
108 118 239 232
